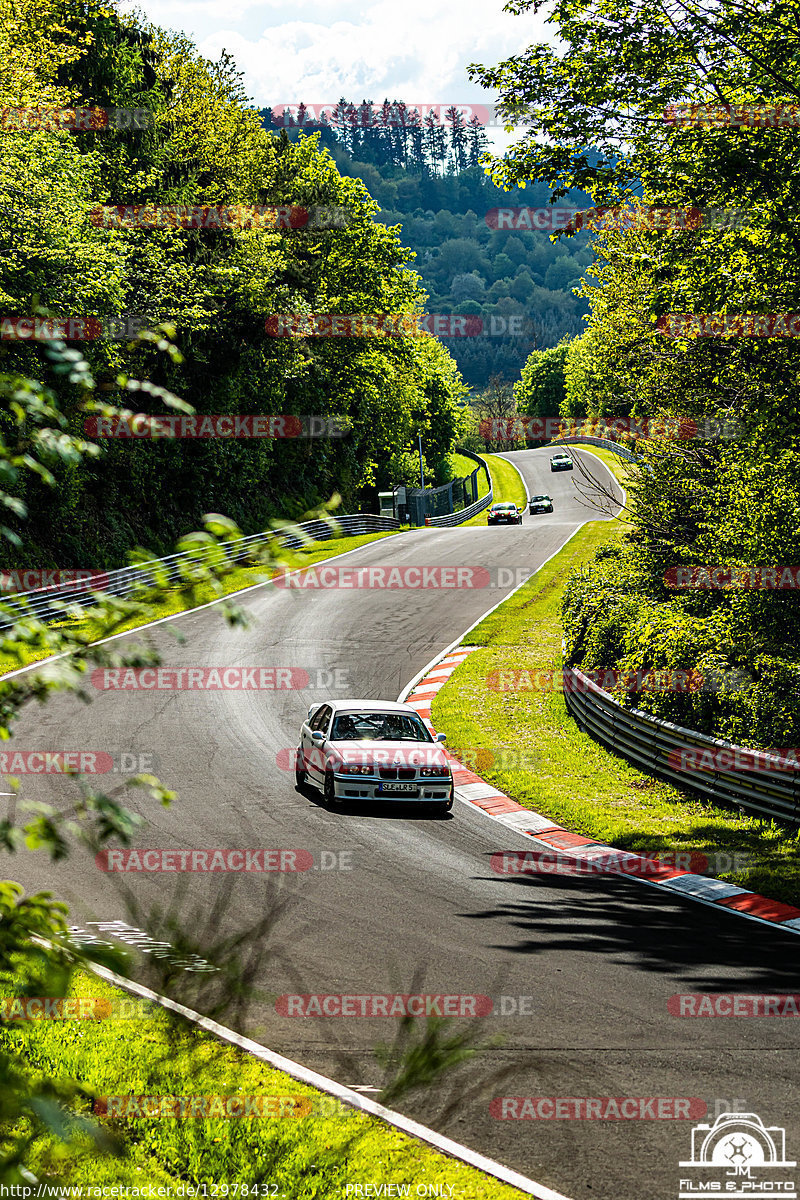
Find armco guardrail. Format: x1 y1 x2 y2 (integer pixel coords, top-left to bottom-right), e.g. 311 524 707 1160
554 435 639 462
563 664 800 825
424 449 494 527
0 513 399 633
424 487 494 527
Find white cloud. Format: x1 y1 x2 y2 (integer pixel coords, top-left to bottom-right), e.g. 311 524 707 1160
125 0 550 124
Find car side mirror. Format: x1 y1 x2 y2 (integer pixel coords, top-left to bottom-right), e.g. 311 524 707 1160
435 732 447 742
311 730 325 742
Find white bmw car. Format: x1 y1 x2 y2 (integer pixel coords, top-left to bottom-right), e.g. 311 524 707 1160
295 699 454 812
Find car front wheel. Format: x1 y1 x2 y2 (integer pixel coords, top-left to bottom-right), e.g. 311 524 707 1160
324 767 342 805
294 749 306 789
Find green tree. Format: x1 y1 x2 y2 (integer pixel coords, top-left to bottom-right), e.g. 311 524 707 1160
515 339 569 424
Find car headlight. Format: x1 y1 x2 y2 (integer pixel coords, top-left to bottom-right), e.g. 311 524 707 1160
339 763 373 775
421 766 451 777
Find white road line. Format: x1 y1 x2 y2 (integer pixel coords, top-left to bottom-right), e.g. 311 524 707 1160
82 959 573 1200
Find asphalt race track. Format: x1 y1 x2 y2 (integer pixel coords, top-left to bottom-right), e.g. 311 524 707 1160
4 447 798 1199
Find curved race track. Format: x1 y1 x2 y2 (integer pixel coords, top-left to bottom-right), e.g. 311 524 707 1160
4 448 799 1199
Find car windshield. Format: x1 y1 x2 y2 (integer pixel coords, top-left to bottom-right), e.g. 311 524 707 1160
331 712 434 742
531 495 548 502
494 504 516 511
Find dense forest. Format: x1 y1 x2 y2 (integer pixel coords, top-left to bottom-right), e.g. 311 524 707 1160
263 105 595 387
473 0 800 747
0 0 472 566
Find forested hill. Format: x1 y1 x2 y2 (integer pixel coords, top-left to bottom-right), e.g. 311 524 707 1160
261 107 597 388
0 1 472 568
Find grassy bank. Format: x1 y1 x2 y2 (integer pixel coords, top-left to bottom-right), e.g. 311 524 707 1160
0 969 527 1195
431 515 800 907
449 451 489 497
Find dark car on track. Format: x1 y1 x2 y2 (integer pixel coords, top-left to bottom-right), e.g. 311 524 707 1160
550 452 574 472
487 502 523 525
529 494 554 514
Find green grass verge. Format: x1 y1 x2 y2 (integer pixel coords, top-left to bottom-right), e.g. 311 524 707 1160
431 518 800 907
0 969 528 1196
0 529 403 678
461 454 526 527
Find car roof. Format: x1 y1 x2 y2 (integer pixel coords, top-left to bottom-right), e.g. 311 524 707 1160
328 700 420 714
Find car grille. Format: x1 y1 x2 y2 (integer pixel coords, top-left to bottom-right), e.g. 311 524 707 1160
379 767 416 780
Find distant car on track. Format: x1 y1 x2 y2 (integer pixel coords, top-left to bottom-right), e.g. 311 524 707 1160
487 502 523 525
550 452 574 472
295 699 454 813
528 494 554 514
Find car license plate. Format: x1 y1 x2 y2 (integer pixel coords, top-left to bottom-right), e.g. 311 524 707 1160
380 782 417 793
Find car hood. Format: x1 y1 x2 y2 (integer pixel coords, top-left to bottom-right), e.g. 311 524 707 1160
329 739 449 769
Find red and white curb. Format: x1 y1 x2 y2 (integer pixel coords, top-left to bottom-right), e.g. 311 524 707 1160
407 648 800 938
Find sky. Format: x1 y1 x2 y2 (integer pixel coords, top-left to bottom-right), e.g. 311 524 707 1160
121 0 554 151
